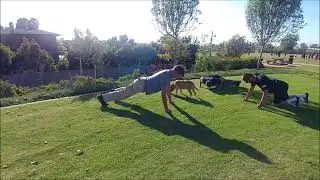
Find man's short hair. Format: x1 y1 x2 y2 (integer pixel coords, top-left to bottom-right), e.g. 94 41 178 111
242 73 254 81
173 65 185 77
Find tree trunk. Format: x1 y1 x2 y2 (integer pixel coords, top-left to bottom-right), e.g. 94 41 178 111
209 31 213 56
173 36 178 65
257 45 265 70
94 65 97 79
79 56 83 75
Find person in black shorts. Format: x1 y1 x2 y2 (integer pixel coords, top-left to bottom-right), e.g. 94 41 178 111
242 73 309 108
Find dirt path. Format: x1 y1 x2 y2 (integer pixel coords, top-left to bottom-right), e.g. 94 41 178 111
262 63 299 68
294 63 320 67
262 62 319 68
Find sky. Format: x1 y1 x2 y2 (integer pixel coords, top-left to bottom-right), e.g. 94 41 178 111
1 0 319 45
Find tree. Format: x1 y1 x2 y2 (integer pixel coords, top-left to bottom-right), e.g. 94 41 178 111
310 44 319 48
209 31 216 56
215 42 226 56
300 43 308 49
16 18 29 30
106 37 121 54
132 44 157 68
15 38 54 72
299 43 308 54
246 0 305 69
91 41 108 78
38 49 56 72
15 17 39 30
128 39 135 46
182 36 200 68
57 38 69 70
221 35 250 57
115 43 135 66
158 36 189 63
280 34 299 53
151 0 201 61
264 43 275 53
150 41 165 54
0 44 15 75
119 35 128 44
246 42 256 54
16 38 41 71
9 22 14 32
72 28 98 75
27 18 39 30
157 35 198 68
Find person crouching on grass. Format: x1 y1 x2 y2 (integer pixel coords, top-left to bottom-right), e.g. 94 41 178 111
242 73 309 108
97 65 185 113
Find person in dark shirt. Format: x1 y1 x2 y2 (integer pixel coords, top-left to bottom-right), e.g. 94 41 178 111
242 73 309 108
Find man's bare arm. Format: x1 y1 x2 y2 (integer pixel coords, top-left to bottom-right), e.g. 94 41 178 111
243 85 255 101
161 87 171 112
167 88 174 104
257 90 268 108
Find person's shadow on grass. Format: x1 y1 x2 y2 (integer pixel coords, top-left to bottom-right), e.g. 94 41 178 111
172 94 213 107
209 86 248 96
242 91 320 130
262 102 320 130
100 101 272 164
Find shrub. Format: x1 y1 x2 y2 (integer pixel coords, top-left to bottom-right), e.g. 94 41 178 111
40 83 58 91
0 76 120 107
116 74 133 87
0 89 74 107
58 80 73 89
73 76 116 94
194 55 262 72
0 80 25 98
116 69 146 87
23 88 34 95
0 71 149 107
131 69 142 79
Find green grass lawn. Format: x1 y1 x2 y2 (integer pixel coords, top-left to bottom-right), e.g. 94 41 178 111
1 67 319 179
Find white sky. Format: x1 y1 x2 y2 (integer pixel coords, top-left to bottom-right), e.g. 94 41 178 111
1 0 317 44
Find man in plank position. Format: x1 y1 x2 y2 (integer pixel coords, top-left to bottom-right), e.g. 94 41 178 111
97 65 185 113
242 73 309 108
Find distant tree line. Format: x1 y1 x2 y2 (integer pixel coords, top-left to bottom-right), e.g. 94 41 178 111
210 33 317 58
0 18 200 76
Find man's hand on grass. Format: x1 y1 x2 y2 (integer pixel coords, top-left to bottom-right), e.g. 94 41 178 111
256 104 263 109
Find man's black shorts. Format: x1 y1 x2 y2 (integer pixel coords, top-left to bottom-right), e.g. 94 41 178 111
272 80 289 104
